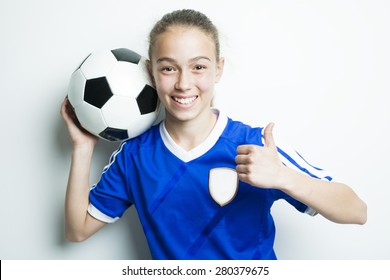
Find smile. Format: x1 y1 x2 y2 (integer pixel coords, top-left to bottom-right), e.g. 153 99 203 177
172 96 198 105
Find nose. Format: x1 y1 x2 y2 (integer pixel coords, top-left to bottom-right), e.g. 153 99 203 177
175 70 192 91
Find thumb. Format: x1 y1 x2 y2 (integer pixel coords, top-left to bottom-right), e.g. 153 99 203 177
263 122 276 148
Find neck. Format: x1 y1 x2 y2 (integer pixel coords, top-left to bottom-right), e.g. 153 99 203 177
164 109 218 151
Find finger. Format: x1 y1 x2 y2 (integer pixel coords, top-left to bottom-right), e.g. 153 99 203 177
236 144 257 155
61 96 72 115
236 164 249 174
263 122 276 148
60 98 70 120
61 98 82 128
235 154 252 165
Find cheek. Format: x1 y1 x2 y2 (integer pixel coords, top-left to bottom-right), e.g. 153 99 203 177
154 75 174 95
197 75 215 92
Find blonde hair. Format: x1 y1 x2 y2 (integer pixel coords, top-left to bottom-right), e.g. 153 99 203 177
148 9 220 61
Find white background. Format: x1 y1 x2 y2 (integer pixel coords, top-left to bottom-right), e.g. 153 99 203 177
0 0 389 259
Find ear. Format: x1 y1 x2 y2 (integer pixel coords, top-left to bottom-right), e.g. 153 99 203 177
215 57 225 83
146 59 156 87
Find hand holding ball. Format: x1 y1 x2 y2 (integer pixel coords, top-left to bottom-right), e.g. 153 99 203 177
67 48 160 141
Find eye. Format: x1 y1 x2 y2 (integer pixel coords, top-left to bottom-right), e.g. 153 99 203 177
161 66 175 72
194 65 206 71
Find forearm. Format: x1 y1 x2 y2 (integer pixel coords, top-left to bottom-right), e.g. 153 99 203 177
278 166 367 224
65 144 102 241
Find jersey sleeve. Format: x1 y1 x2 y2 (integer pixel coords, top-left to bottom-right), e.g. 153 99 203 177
263 133 335 216
88 142 133 223
270 188 310 214
277 145 334 182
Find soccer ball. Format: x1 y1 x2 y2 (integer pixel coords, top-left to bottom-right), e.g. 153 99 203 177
67 48 160 141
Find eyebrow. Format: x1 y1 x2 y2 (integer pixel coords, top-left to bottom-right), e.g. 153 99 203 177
156 56 211 64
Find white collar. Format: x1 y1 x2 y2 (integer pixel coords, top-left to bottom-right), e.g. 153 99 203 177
159 108 228 163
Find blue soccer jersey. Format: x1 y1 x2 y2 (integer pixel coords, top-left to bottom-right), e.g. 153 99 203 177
88 109 333 259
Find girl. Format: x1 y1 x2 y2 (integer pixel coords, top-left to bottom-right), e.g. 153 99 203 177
61 9 367 259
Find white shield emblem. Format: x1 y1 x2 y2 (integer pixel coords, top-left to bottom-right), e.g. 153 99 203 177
209 168 239 206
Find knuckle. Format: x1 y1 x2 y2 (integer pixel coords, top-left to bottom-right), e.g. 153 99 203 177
246 145 256 153
246 156 255 164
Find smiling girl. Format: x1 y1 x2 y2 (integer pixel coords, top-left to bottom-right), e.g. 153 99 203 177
61 9 366 259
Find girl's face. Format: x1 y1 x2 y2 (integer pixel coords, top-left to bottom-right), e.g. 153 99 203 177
149 26 224 124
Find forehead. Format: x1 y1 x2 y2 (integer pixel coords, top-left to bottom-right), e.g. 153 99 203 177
151 26 216 61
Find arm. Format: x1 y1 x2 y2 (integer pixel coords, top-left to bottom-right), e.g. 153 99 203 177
61 97 107 242
235 123 367 225
276 166 367 224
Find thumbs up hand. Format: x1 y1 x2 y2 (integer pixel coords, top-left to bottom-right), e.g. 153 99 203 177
235 123 285 189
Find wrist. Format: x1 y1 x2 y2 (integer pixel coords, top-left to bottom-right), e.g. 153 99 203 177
275 165 298 192
72 142 96 158
277 166 315 201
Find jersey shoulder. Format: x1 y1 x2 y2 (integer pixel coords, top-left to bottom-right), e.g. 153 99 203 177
121 123 162 152
222 118 264 146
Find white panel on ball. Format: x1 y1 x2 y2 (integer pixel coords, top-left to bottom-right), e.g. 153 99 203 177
102 95 139 127
101 95 158 139
67 69 86 108
75 103 107 136
80 51 117 80
106 61 145 98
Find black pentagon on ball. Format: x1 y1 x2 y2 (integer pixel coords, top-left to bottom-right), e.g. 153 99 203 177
99 127 129 141
84 77 113 109
111 48 141 64
136 85 158 114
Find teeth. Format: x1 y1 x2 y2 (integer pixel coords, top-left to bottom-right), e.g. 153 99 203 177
173 96 197 105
